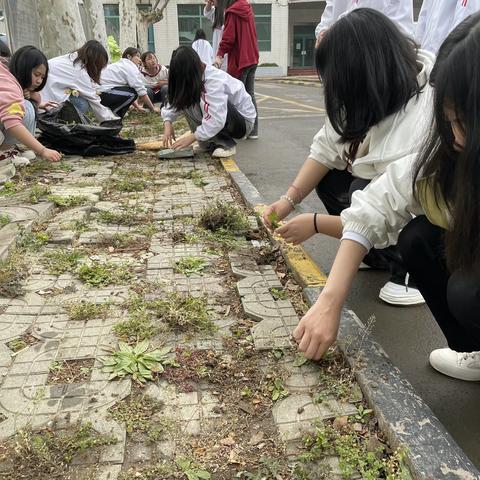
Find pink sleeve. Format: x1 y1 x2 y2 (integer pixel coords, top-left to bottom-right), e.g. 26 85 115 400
0 66 26 130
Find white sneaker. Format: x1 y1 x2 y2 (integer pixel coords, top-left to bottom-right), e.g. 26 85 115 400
248 134 259 140
212 146 236 158
429 348 480 381
379 281 425 306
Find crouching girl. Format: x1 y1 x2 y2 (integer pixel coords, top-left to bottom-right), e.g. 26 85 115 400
162 46 255 158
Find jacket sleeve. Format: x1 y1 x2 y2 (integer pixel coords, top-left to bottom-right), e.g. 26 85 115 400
217 13 235 57
194 82 228 141
341 154 424 249
77 70 119 122
161 103 179 123
315 0 334 38
204 5 215 22
126 62 147 96
309 119 346 170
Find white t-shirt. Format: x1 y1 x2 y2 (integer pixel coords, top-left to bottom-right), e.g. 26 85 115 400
99 58 147 96
142 65 168 90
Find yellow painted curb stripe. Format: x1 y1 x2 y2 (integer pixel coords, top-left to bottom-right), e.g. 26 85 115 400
221 159 328 288
221 158 240 172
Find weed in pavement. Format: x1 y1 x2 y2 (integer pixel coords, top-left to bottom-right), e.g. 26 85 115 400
77 260 134 287
41 248 84 275
65 301 111 321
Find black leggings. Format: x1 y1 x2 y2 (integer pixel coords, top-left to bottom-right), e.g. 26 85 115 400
398 216 480 352
100 86 138 118
316 169 407 281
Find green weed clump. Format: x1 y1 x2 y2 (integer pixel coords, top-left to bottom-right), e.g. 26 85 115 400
0 252 27 297
65 301 111 321
77 260 134 287
41 248 84 275
47 195 89 209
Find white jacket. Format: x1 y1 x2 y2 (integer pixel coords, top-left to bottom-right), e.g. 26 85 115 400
315 0 414 39
204 6 227 71
161 65 255 142
341 154 425 250
42 52 118 122
416 0 480 54
192 39 214 65
99 58 147 96
309 50 435 181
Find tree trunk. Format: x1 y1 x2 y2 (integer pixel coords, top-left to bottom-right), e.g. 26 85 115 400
136 15 150 52
119 0 137 52
37 0 86 59
82 0 108 49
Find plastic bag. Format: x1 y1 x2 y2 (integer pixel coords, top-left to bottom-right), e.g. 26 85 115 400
37 101 135 156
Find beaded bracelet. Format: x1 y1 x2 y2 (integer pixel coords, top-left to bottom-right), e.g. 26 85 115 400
280 194 296 209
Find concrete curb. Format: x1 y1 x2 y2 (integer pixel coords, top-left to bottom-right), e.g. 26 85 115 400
221 157 480 480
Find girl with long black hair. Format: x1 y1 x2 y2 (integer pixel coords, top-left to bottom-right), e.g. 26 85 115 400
293 12 480 381
263 9 435 307
161 46 255 158
204 0 227 71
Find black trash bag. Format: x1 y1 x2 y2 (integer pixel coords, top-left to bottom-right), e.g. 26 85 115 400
37 101 135 156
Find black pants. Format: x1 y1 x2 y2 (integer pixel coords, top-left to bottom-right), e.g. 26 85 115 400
147 85 168 106
315 168 407 282
185 101 250 150
239 64 258 136
100 87 138 119
398 216 480 352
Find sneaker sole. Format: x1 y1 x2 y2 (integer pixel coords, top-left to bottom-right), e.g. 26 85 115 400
378 290 426 306
430 362 480 381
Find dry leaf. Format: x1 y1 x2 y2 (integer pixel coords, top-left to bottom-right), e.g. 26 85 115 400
221 435 236 446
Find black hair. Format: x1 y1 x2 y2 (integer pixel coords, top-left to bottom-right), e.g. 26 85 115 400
9 45 49 91
194 29 207 41
316 8 421 160
413 12 480 271
168 46 204 110
224 0 238 9
0 39 11 58
141 50 157 64
74 40 108 84
213 0 226 29
122 47 141 59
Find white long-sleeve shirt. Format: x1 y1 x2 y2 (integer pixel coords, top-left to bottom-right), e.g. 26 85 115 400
309 50 434 181
99 58 147 96
416 0 480 54
192 39 214 65
161 65 255 142
42 52 118 122
316 0 414 39
204 6 227 71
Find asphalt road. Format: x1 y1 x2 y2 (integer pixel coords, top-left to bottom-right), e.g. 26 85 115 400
235 80 480 467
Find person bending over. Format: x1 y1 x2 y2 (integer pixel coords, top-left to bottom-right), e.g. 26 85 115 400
263 9 435 307
162 46 255 159
99 47 159 118
42 40 118 123
294 12 480 382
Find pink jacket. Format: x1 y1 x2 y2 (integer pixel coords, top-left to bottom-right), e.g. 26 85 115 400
0 62 25 131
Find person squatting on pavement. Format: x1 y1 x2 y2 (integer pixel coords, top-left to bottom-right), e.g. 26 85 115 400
289 13 480 382
264 9 434 307
161 46 256 159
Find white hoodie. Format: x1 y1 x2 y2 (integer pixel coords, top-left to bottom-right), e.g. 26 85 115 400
161 65 255 142
99 58 147 97
42 52 118 122
416 0 480 54
315 0 414 39
309 50 435 181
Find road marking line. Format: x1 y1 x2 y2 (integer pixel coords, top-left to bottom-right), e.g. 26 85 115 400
258 114 324 120
220 158 240 172
257 93 325 113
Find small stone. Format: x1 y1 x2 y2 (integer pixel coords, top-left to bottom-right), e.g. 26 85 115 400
297 407 305 414
353 422 363 432
249 431 264 445
333 416 348 429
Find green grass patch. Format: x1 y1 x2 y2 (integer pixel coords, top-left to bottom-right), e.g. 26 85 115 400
77 260 134 287
65 301 111 321
0 214 10 227
98 208 146 226
0 252 27 297
7 338 27 352
28 185 51 203
111 178 147 192
47 195 89 209
16 230 49 252
0 180 19 196
41 248 84 275
173 256 206 276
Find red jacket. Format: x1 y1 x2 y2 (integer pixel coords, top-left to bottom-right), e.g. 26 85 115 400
217 0 259 79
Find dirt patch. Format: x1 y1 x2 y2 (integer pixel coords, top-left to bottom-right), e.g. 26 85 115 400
6 331 40 353
47 358 95 385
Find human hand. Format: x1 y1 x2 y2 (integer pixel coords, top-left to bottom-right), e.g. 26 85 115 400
262 198 294 229
163 122 175 147
172 133 196 150
275 213 316 245
41 147 62 163
293 294 341 360
39 100 59 110
214 56 223 68
152 106 161 114
23 89 31 100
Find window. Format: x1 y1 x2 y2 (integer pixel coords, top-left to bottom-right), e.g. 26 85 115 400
252 4 271 52
177 4 213 46
137 4 156 52
103 4 155 52
104 4 120 42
